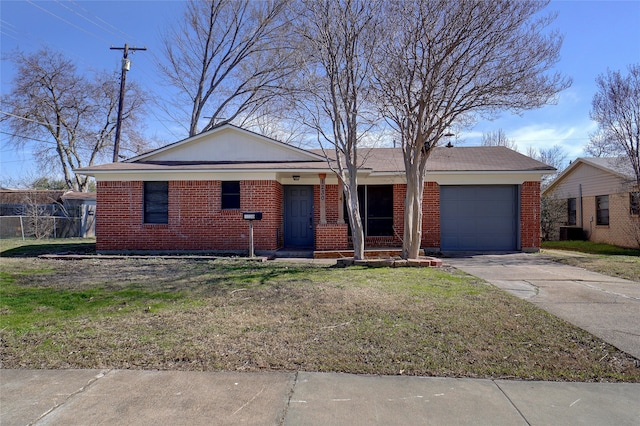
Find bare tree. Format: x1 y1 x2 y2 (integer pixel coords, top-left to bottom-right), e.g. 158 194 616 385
1 48 147 191
21 191 57 239
584 131 624 157
528 144 569 242
481 129 518 150
292 0 381 260
589 64 640 187
527 145 567 188
158 0 292 136
374 0 571 259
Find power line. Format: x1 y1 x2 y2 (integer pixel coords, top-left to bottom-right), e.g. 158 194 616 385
25 0 112 45
0 130 57 146
67 0 140 44
0 111 56 127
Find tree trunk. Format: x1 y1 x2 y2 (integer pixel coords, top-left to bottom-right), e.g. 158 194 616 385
344 172 365 260
402 162 425 259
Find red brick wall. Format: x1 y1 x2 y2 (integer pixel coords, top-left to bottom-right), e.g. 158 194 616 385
312 183 349 249
313 184 342 224
315 223 349 250
422 182 440 248
96 180 283 252
96 179 542 252
521 181 541 251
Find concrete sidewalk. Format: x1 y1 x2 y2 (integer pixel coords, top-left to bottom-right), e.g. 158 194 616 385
445 252 640 360
2 369 639 426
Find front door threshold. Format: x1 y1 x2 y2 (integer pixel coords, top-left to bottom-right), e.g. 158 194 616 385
274 248 314 258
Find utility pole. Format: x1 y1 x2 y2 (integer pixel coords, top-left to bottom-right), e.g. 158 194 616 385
110 43 146 162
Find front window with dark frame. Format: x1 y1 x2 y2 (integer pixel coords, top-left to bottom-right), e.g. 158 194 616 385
144 181 168 224
567 198 577 225
221 181 240 210
345 185 394 237
596 195 609 226
630 192 640 216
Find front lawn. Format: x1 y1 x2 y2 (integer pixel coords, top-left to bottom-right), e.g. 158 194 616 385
542 240 640 256
542 241 640 282
1 253 638 382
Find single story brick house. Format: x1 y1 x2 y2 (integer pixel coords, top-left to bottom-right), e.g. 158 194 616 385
542 157 639 248
75 124 554 255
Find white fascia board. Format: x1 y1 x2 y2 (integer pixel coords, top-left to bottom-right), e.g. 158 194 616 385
428 171 548 185
373 170 549 185
86 167 340 182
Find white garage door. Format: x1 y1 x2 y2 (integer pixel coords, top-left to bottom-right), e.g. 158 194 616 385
440 185 518 251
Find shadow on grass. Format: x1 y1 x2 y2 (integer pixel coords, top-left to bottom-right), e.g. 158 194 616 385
0 242 97 257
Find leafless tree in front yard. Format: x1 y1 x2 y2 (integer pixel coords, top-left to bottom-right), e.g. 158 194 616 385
158 0 292 137
291 0 381 260
374 0 571 259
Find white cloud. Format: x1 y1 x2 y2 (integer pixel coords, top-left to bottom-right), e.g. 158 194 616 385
461 118 597 161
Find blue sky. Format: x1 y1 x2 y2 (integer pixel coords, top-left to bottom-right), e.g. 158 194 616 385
1 0 639 185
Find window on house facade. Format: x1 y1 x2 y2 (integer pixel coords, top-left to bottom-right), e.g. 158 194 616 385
221 181 240 209
567 198 577 225
144 181 168 224
345 185 394 237
596 195 609 226
631 192 640 216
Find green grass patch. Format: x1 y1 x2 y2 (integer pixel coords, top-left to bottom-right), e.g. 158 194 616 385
542 241 640 282
1 257 638 382
0 270 184 333
542 240 640 256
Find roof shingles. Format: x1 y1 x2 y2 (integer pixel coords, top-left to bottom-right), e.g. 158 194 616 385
75 146 553 174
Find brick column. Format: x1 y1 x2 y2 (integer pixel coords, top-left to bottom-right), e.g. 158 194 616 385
319 173 327 224
337 178 345 224
521 181 541 252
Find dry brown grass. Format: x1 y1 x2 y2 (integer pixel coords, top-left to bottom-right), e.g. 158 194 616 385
1 256 638 382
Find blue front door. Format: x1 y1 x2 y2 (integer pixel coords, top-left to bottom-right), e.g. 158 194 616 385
284 186 314 248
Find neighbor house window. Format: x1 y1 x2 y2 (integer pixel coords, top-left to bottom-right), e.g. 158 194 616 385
144 181 168 224
631 192 640 216
221 181 240 209
567 198 577 225
345 185 394 237
596 195 609 226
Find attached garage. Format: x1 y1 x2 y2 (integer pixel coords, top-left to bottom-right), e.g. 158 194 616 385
440 185 518 251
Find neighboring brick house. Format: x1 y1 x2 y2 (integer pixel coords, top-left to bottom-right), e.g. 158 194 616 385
543 157 639 248
75 124 554 255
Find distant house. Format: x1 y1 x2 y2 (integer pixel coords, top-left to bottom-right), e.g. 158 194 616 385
74 124 554 255
543 157 639 248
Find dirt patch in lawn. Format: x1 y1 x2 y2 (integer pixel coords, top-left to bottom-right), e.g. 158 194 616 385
1 257 638 382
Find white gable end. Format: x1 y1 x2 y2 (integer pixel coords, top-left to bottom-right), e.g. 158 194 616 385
550 162 627 198
132 126 321 163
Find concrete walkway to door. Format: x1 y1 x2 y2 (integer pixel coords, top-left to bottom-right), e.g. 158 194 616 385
446 252 640 360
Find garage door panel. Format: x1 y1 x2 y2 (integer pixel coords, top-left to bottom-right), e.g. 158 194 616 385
440 185 518 251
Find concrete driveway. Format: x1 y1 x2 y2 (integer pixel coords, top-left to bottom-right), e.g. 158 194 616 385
446 252 640 360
